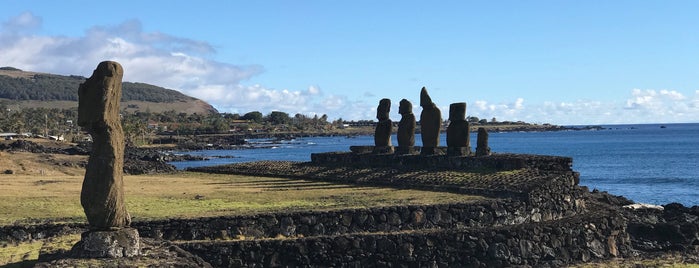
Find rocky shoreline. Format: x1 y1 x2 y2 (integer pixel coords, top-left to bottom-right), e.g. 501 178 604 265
0 140 184 175
154 123 605 152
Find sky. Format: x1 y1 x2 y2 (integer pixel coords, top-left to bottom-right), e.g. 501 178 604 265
1 1 698 125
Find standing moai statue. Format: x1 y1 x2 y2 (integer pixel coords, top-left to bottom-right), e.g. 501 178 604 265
419 87 442 155
78 61 131 229
373 98 394 154
74 61 140 258
475 127 491 157
396 99 417 154
446 102 471 156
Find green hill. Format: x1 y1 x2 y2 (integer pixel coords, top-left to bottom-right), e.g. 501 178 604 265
0 67 217 114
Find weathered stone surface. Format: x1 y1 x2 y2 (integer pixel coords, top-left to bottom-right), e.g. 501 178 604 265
446 102 468 146
395 146 419 155
78 61 131 229
476 127 491 157
71 228 141 258
419 87 442 154
397 99 416 148
349 146 374 154
447 147 470 157
372 145 395 154
179 211 628 267
446 102 470 156
37 237 211 267
374 98 393 147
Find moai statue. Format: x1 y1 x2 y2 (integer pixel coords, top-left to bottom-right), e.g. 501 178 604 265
74 61 139 258
419 87 442 155
475 127 491 157
446 102 470 156
396 99 417 154
373 98 394 154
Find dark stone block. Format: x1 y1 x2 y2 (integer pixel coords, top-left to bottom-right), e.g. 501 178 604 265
71 228 140 258
447 147 471 156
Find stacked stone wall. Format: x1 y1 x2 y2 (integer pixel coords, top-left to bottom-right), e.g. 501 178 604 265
311 151 573 172
1 198 573 245
180 212 630 267
133 200 550 241
0 223 85 244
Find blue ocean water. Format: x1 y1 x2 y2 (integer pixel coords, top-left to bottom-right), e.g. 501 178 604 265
170 123 699 206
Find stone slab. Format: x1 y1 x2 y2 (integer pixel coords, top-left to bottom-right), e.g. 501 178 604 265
447 147 472 156
394 146 419 155
72 228 141 258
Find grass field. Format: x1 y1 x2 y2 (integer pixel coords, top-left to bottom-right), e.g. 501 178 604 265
0 165 483 266
0 171 484 226
0 168 485 266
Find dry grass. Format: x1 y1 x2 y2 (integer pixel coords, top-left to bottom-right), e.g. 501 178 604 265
0 171 484 226
0 149 484 225
0 234 80 267
0 163 484 265
0 149 86 177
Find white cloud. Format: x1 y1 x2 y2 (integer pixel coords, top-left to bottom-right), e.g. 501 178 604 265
514 98 524 110
464 88 699 125
1 12 41 33
0 13 373 120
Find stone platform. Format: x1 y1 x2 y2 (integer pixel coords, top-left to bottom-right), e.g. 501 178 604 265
71 228 141 258
312 150 573 173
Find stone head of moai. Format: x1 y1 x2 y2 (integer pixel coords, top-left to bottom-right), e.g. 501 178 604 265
399 99 413 115
376 98 391 121
420 87 434 107
78 61 123 130
449 102 467 122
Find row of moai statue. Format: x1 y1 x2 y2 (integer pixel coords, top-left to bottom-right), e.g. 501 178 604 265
374 87 490 157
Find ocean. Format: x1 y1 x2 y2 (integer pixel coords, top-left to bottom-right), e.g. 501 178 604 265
170 123 699 206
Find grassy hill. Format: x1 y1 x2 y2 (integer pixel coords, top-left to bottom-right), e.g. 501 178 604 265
0 67 217 114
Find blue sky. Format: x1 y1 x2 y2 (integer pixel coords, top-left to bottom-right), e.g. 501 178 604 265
1 1 698 125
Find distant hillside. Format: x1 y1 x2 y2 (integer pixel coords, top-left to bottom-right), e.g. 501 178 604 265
0 67 218 114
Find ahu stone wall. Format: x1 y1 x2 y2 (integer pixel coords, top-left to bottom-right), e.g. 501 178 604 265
180 212 630 267
133 200 551 241
311 152 573 172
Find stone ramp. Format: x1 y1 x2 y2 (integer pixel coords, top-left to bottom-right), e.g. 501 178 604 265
188 159 579 201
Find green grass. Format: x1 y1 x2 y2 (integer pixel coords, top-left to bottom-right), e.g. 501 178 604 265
0 171 485 266
0 172 484 225
0 234 80 267
0 240 42 267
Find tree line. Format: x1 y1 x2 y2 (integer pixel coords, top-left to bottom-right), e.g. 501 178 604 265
0 103 340 145
0 71 195 103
